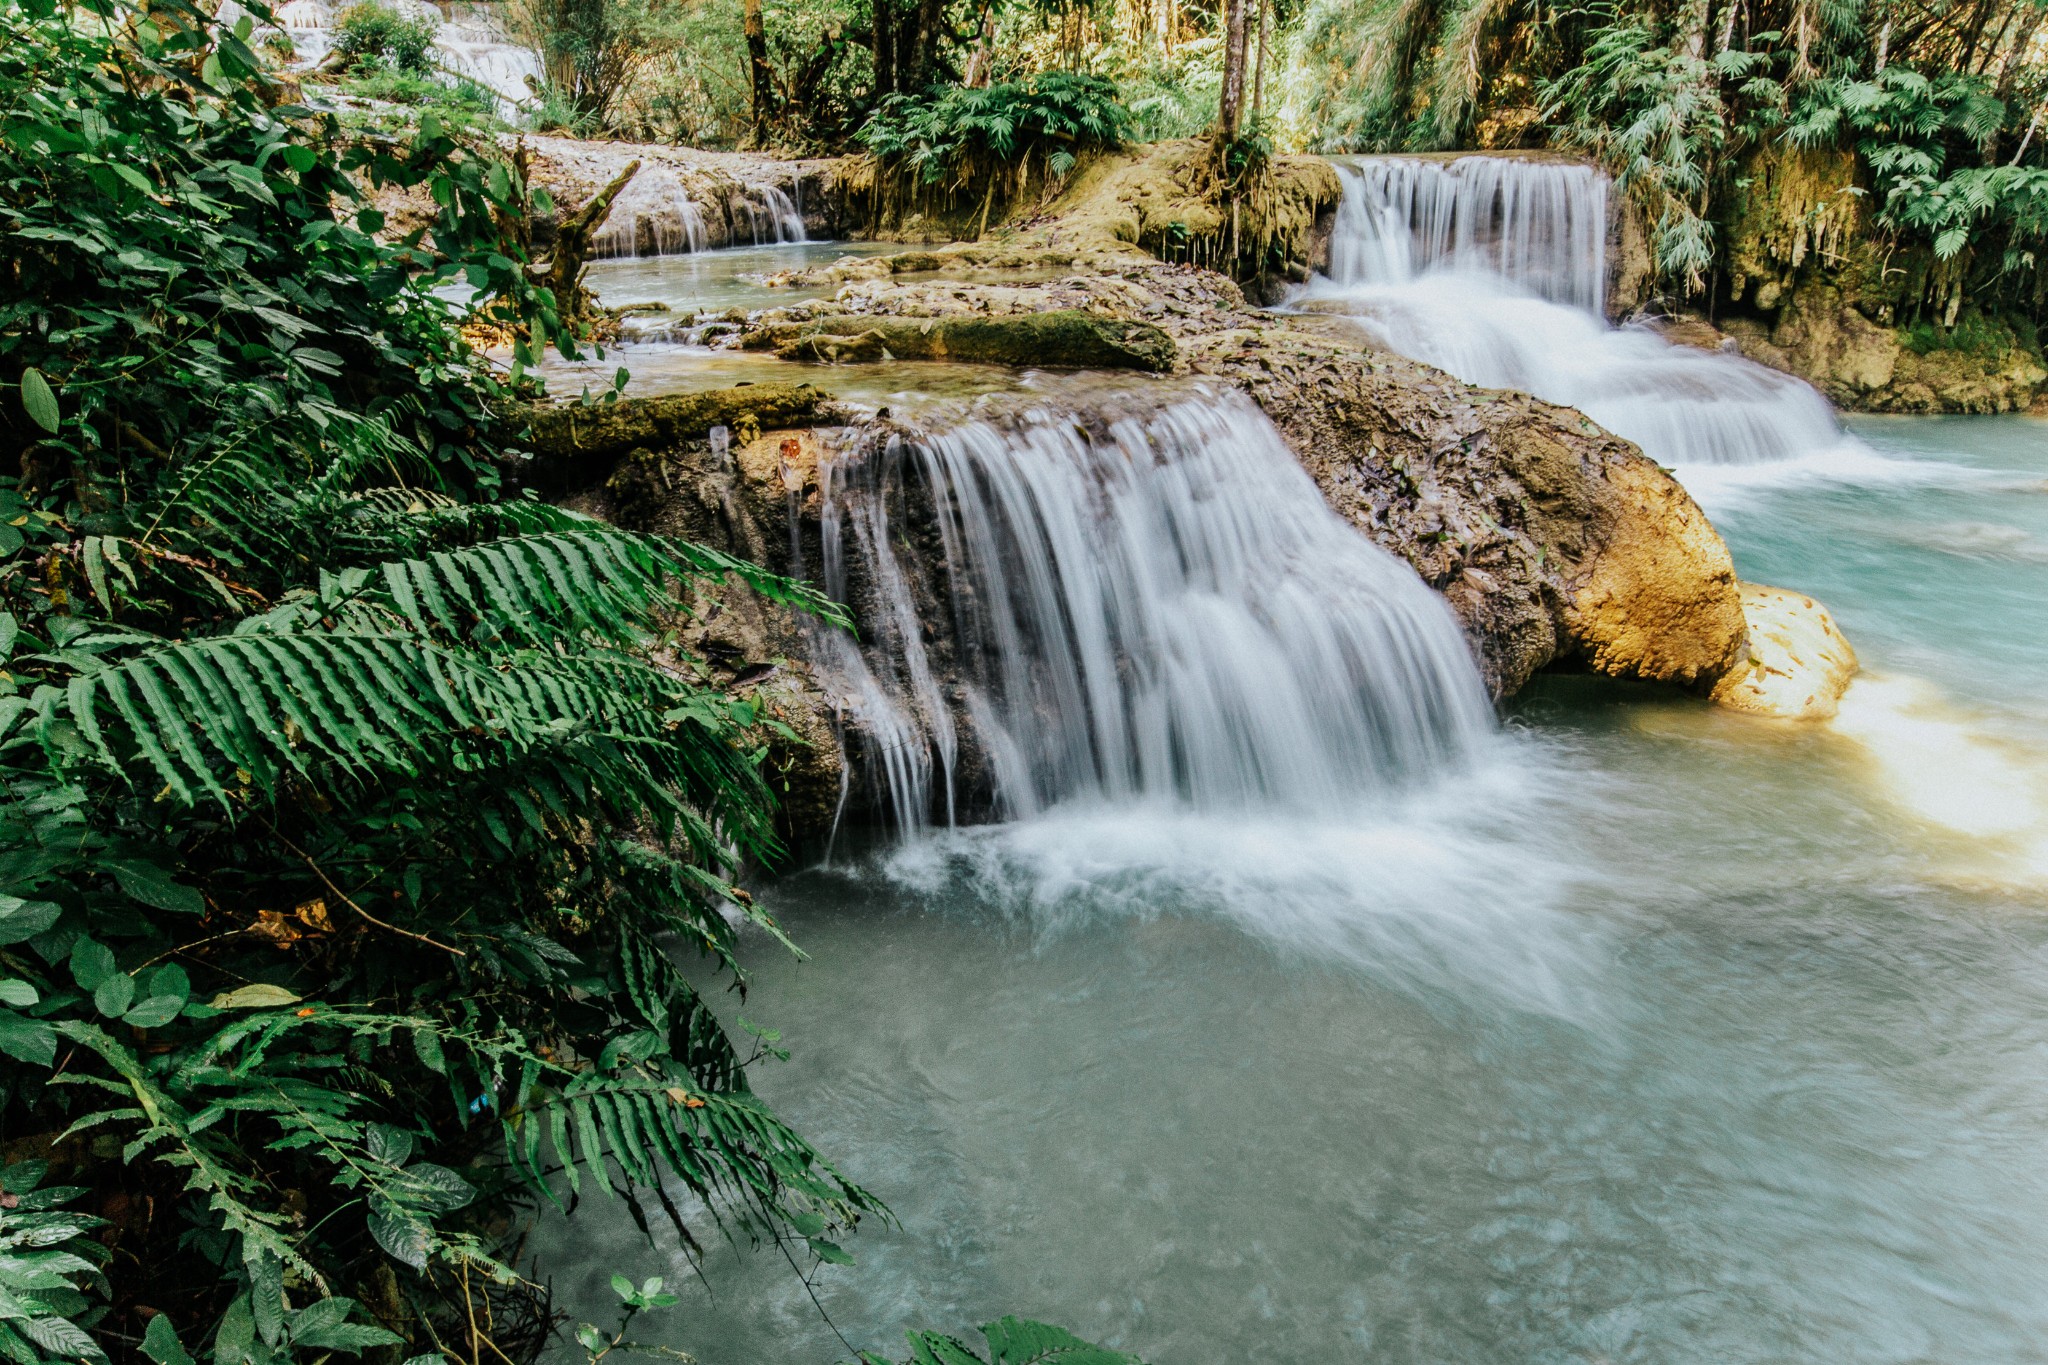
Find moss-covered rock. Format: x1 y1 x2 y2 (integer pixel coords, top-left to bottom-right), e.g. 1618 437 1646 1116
745 310 1176 372
511 383 845 492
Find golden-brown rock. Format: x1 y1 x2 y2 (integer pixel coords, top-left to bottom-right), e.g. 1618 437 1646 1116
1711 582 1859 719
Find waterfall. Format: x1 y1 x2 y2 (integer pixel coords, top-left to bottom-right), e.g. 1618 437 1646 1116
264 0 541 111
813 392 1494 834
1309 157 1847 469
741 183 808 245
591 167 709 258
1330 157 1609 313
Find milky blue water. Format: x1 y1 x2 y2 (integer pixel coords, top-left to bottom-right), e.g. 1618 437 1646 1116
545 415 2048 1364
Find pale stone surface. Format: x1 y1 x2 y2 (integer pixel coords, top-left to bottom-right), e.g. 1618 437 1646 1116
1712 582 1860 720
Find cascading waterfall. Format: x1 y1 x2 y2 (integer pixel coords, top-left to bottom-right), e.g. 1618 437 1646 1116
592 166 710 258
1307 157 1848 468
812 392 1495 835
265 0 541 110
740 182 808 245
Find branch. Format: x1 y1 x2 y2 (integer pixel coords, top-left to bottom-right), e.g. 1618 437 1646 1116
259 818 466 957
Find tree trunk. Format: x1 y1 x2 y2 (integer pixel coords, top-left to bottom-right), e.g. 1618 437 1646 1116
1252 0 1268 112
960 0 997 87
873 0 897 96
546 160 639 324
744 0 776 146
1219 0 1247 140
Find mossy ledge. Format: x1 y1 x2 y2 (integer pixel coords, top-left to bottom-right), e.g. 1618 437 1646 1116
741 310 1177 371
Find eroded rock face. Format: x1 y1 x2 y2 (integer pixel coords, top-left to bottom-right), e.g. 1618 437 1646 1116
1180 319 1749 696
1715 290 2048 415
1711 583 1859 720
743 309 1177 371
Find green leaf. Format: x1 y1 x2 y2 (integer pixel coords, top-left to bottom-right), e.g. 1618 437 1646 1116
208 984 301 1009
366 1125 414 1167
93 973 136 1018
22 1314 106 1363
122 995 185 1029
807 1238 855 1266
0 896 60 946
0 1010 57 1067
366 1205 432 1269
110 862 205 914
20 369 59 434
0 979 38 1008
69 938 117 992
142 1314 194 1365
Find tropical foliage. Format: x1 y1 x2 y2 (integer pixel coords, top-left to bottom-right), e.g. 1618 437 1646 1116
859 72 1137 186
855 1316 1147 1365
0 4 881 1365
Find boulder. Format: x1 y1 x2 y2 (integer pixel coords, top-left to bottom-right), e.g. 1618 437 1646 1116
1710 582 1859 720
1193 321 1750 696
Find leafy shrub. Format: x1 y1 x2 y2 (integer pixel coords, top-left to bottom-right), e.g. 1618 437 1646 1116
0 3 878 1364
345 65 504 129
332 0 439 74
1789 67 2048 264
859 72 1136 188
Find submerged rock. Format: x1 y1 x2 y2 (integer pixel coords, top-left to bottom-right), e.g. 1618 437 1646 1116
1711 583 1859 720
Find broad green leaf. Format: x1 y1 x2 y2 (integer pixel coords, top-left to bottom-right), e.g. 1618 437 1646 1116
20 369 58 434
122 995 185 1029
208 984 301 1009
0 1010 57 1067
0 896 59 946
93 973 135 1018
68 938 117 992
110 862 205 914
142 1314 194 1365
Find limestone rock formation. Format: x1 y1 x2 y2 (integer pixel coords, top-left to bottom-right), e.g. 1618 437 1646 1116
1190 320 1750 696
1711 583 1859 720
743 309 1176 371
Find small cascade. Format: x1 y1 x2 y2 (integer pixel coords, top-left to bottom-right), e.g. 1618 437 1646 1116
266 0 540 110
740 182 808 245
591 166 709 258
812 392 1494 834
1308 157 1848 469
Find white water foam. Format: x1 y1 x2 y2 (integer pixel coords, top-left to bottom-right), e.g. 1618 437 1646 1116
815 391 1496 836
1302 158 1864 480
591 165 711 258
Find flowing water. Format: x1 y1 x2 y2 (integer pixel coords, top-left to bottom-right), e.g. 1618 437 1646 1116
540 159 2048 1363
267 0 541 110
545 409 2048 1365
1299 157 1851 473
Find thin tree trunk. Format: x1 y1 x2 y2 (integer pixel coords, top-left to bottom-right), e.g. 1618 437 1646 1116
1219 0 1247 140
1252 0 1269 112
873 0 896 96
744 0 775 146
546 160 638 323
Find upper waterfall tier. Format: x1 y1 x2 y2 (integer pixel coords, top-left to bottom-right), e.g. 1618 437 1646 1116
1307 157 1850 469
812 392 1496 834
1328 156 1610 314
